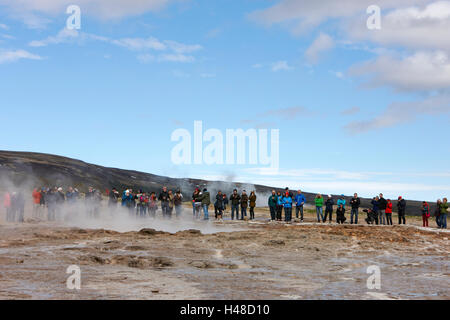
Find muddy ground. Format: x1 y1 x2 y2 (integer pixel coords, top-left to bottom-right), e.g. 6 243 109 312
0 206 448 300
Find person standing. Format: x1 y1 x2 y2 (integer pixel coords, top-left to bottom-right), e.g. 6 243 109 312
315 193 324 223
108 187 119 213
192 187 200 218
276 191 283 221
167 190 175 219
439 198 448 229
282 191 292 222
148 192 158 218
222 194 228 214
229 189 240 220
32 188 42 218
215 191 224 221
323 195 334 223
421 201 430 227
371 196 379 225
294 190 306 221
249 191 257 220
350 193 361 224
158 187 170 218
434 199 442 228
378 193 387 225
174 190 183 218
198 188 211 220
268 190 278 221
3 192 11 222
386 199 393 225
397 196 406 224
240 190 249 220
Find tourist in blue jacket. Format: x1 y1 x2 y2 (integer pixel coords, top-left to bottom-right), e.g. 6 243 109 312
337 195 346 209
294 190 306 221
282 192 293 222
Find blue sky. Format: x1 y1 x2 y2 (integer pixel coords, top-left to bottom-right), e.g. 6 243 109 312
0 0 449 201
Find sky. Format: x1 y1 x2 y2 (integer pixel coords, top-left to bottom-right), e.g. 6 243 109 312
0 0 449 201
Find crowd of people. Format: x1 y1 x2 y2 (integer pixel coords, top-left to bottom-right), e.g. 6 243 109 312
1 186 448 229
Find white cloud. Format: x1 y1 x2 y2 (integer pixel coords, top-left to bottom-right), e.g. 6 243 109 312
345 1 450 52
305 32 334 64
164 40 202 53
28 29 202 63
158 53 195 63
349 51 450 92
111 37 166 51
0 49 42 64
344 94 450 134
271 60 293 71
0 23 8 30
340 106 360 115
29 28 80 47
0 0 171 25
249 0 429 34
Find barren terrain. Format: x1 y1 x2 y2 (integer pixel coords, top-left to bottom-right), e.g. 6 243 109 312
0 206 448 300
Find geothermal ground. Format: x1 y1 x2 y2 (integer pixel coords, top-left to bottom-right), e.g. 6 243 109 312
0 206 448 300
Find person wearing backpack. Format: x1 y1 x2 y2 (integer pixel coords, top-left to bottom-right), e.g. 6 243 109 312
385 199 393 225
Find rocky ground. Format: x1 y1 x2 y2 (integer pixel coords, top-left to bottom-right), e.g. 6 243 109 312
0 207 448 300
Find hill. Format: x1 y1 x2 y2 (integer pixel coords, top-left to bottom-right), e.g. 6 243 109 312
0 150 430 215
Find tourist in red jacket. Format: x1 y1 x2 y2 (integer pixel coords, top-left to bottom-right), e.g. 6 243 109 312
385 199 393 225
422 201 430 227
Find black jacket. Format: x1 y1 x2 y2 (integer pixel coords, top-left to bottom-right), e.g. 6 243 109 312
230 194 241 206
397 199 406 212
350 197 360 209
378 197 387 210
325 198 334 210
